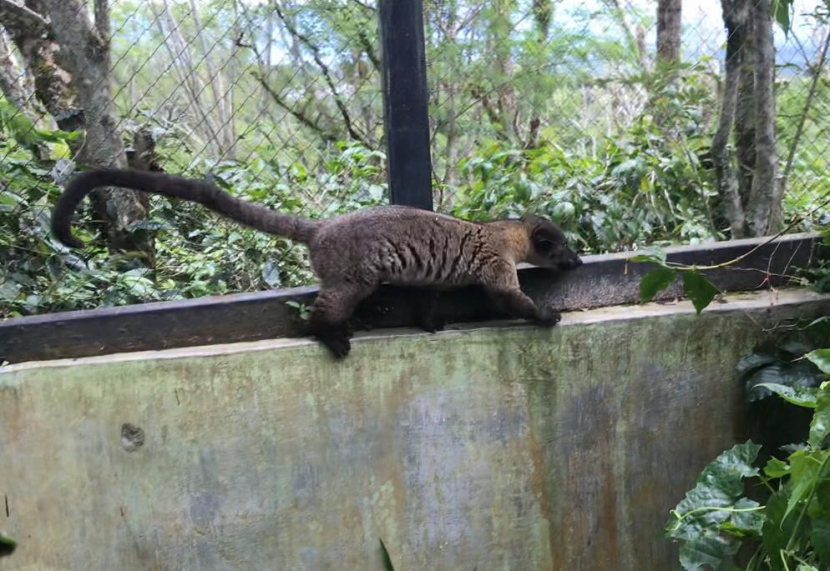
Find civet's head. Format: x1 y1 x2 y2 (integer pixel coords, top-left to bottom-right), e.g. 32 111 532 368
522 214 583 271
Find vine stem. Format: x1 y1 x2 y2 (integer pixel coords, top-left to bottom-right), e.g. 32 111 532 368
651 189 830 272
667 504 765 532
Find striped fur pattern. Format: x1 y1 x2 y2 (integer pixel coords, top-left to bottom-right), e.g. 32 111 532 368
52 169 583 358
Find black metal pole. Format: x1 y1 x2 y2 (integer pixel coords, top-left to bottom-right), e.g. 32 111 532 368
378 0 433 211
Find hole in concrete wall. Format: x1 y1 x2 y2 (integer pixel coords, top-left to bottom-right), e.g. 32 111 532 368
120 423 145 452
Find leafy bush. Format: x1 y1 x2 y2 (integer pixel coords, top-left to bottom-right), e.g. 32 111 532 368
450 114 718 255
0 122 386 318
665 348 830 571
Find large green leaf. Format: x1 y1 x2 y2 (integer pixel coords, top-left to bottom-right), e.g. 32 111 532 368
809 479 830 568
379 539 395 571
640 266 677 302
721 497 764 538
682 270 718 314
678 530 740 571
756 383 818 408
812 518 830 567
666 441 761 561
0 533 14 557
809 383 830 448
806 350 830 375
764 457 791 479
762 487 795 571
772 0 792 35
784 449 823 521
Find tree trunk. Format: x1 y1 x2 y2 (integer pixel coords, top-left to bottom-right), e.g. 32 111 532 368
712 0 746 237
0 0 81 132
712 0 781 238
734 13 756 216
656 0 682 65
747 0 781 235
525 0 552 149
39 0 152 263
478 0 516 141
0 27 50 158
261 10 274 112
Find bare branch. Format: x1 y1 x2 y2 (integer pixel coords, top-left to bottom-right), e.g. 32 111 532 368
349 0 376 13
470 85 510 142
603 0 647 68
712 0 750 237
274 2 371 147
254 71 337 142
357 28 380 71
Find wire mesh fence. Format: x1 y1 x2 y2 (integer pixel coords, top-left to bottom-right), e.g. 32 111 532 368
426 0 830 250
0 0 828 318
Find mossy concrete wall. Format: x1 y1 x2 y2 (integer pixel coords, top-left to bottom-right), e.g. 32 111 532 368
2 289 828 571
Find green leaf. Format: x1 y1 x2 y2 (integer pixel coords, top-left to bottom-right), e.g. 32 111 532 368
737 352 777 374
806 349 830 375
640 266 677 302
631 246 667 264
666 441 761 555
762 487 793 571
764 457 791 479
678 531 740 571
772 0 791 35
682 270 718 314
811 519 830 568
379 538 396 571
0 533 15 557
784 449 822 521
34 128 82 143
809 382 830 448
745 361 826 402
756 383 818 408
723 497 764 538
796 564 818 571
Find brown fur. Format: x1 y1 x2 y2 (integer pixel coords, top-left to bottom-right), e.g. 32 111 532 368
52 169 583 358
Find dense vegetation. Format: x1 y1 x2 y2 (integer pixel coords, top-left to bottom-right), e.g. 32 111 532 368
665 322 830 571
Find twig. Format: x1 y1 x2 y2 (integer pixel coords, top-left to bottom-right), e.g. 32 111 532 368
253 72 337 142
663 189 830 272
273 2 371 147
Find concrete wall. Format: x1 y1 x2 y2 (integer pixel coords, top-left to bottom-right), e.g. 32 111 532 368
2 289 828 571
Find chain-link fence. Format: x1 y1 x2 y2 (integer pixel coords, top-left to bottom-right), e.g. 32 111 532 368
0 0 828 318
426 0 830 250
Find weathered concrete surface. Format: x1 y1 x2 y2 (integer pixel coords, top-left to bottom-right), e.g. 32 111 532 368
1 289 829 571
